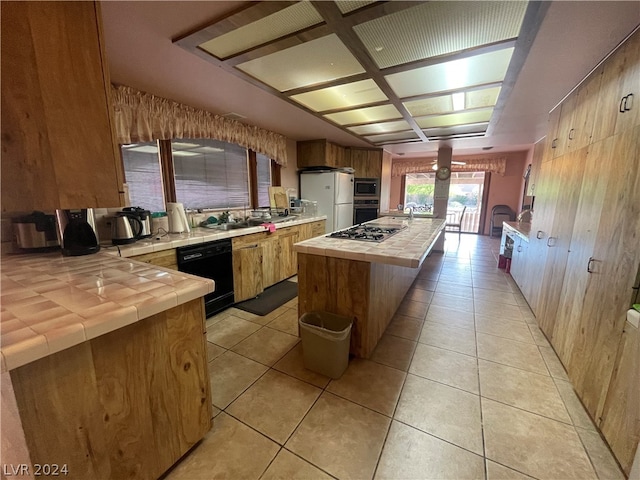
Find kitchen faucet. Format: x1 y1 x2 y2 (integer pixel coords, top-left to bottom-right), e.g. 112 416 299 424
408 206 414 219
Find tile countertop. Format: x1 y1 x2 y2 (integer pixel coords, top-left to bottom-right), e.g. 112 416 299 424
0 252 214 373
107 215 328 257
504 221 532 242
294 217 446 269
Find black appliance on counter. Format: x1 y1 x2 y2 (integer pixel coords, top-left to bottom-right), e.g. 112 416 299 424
177 239 234 317
354 198 379 224
55 209 100 256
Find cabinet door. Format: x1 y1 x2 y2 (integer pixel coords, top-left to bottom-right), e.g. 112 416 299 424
297 140 328 169
599 321 639 476
261 237 280 288
553 94 577 158
527 138 545 196
1 2 123 211
278 231 299 281
544 107 562 163
527 159 556 314
536 149 587 338
564 126 640 420
592 30 640 142
550 137 615 366
311 220 326 237
567 68 603 151
232 245 264 302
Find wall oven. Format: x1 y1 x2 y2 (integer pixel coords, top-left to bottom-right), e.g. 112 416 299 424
177 239 234 318
354 198 379 224
354 178 379 197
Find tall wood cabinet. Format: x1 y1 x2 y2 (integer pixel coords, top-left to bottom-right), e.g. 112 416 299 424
345 147 383 178
1 1 124 212
522 28 640 475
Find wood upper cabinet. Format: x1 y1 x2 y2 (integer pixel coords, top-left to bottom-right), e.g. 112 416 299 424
545 107 562 162
297 140 346 169
527 138 545 196
347 148 383 178
592 29 640 143
1 1 124 212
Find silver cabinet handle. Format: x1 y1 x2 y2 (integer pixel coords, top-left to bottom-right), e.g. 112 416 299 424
551 138 558 149
587 256 595 273
536 230 544 239
568 128 575 140
546 236 557 247
517 245 522 253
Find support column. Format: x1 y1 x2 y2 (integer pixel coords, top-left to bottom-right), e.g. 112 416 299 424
433 146 452 251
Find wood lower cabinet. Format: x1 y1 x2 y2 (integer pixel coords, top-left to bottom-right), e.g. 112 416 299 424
9 299 211 480
1 1 124 212
131 249 178 270
232 244 263 302
231 220 326 301
600 320 640 476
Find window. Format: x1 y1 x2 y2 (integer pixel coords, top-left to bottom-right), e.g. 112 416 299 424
404 173 435 213
121 139 271 212
446 172 485 233
256 153 272 207
121 142 165 212
172 139 249 209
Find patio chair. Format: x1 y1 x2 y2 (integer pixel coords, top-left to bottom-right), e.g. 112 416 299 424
445 206 467 240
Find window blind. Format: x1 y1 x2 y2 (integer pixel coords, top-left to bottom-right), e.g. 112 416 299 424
172 139 249 209
121 142 165 212
256 153 272 208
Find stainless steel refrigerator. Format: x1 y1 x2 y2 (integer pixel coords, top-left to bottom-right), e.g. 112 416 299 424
300 170 354 233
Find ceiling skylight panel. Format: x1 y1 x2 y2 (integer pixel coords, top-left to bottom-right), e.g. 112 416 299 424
236 34 365 92
385 48 514 98
465 87 502 109
290 79 387 112
199 2 323 59
347 119 411 135
354 1 527 69
416 109 493 129
324 104 402 125
365 131 419 144
403 95 454 117
335 0 377 14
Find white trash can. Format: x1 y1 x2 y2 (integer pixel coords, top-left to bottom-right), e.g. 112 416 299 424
299 311 352 379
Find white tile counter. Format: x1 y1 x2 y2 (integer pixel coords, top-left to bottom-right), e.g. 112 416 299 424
294 217 445 268
107 215 327 257
0 252 214 372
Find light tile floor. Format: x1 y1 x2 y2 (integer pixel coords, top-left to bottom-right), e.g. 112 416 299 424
164 233 625 480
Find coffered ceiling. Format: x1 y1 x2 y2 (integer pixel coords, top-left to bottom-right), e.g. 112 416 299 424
174 1 535 147
100 1 640 158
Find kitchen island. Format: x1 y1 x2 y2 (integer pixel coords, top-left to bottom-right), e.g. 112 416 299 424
294 217 445 358
1 252 214 479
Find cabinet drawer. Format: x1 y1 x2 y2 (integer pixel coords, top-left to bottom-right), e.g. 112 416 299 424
131 249 177 270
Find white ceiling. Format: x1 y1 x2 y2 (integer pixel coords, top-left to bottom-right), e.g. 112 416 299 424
100 1 639 159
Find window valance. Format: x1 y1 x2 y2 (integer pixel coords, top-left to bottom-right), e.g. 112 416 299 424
110 85 288 166
391 155 507 177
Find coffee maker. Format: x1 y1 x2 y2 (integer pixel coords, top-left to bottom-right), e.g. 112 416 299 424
55 209 100 256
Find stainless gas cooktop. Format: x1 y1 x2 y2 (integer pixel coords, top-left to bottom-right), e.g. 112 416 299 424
327 223 407 242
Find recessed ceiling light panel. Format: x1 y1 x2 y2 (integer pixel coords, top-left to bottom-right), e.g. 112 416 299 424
290 79 387 112
347 119 411 135
325 104 402 126
365 130 420 144
199 2 323 59
335 0 377 15
354 1 527 68
236 34 365 92
416 109 493 129
385 47 514 98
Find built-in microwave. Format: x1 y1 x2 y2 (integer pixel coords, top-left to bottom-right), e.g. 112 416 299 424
354 178 379 197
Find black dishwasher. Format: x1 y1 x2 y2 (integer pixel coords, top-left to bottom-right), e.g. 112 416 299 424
177 239 234 318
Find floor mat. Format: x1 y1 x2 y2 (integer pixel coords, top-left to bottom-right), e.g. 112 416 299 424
235 280 298 316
